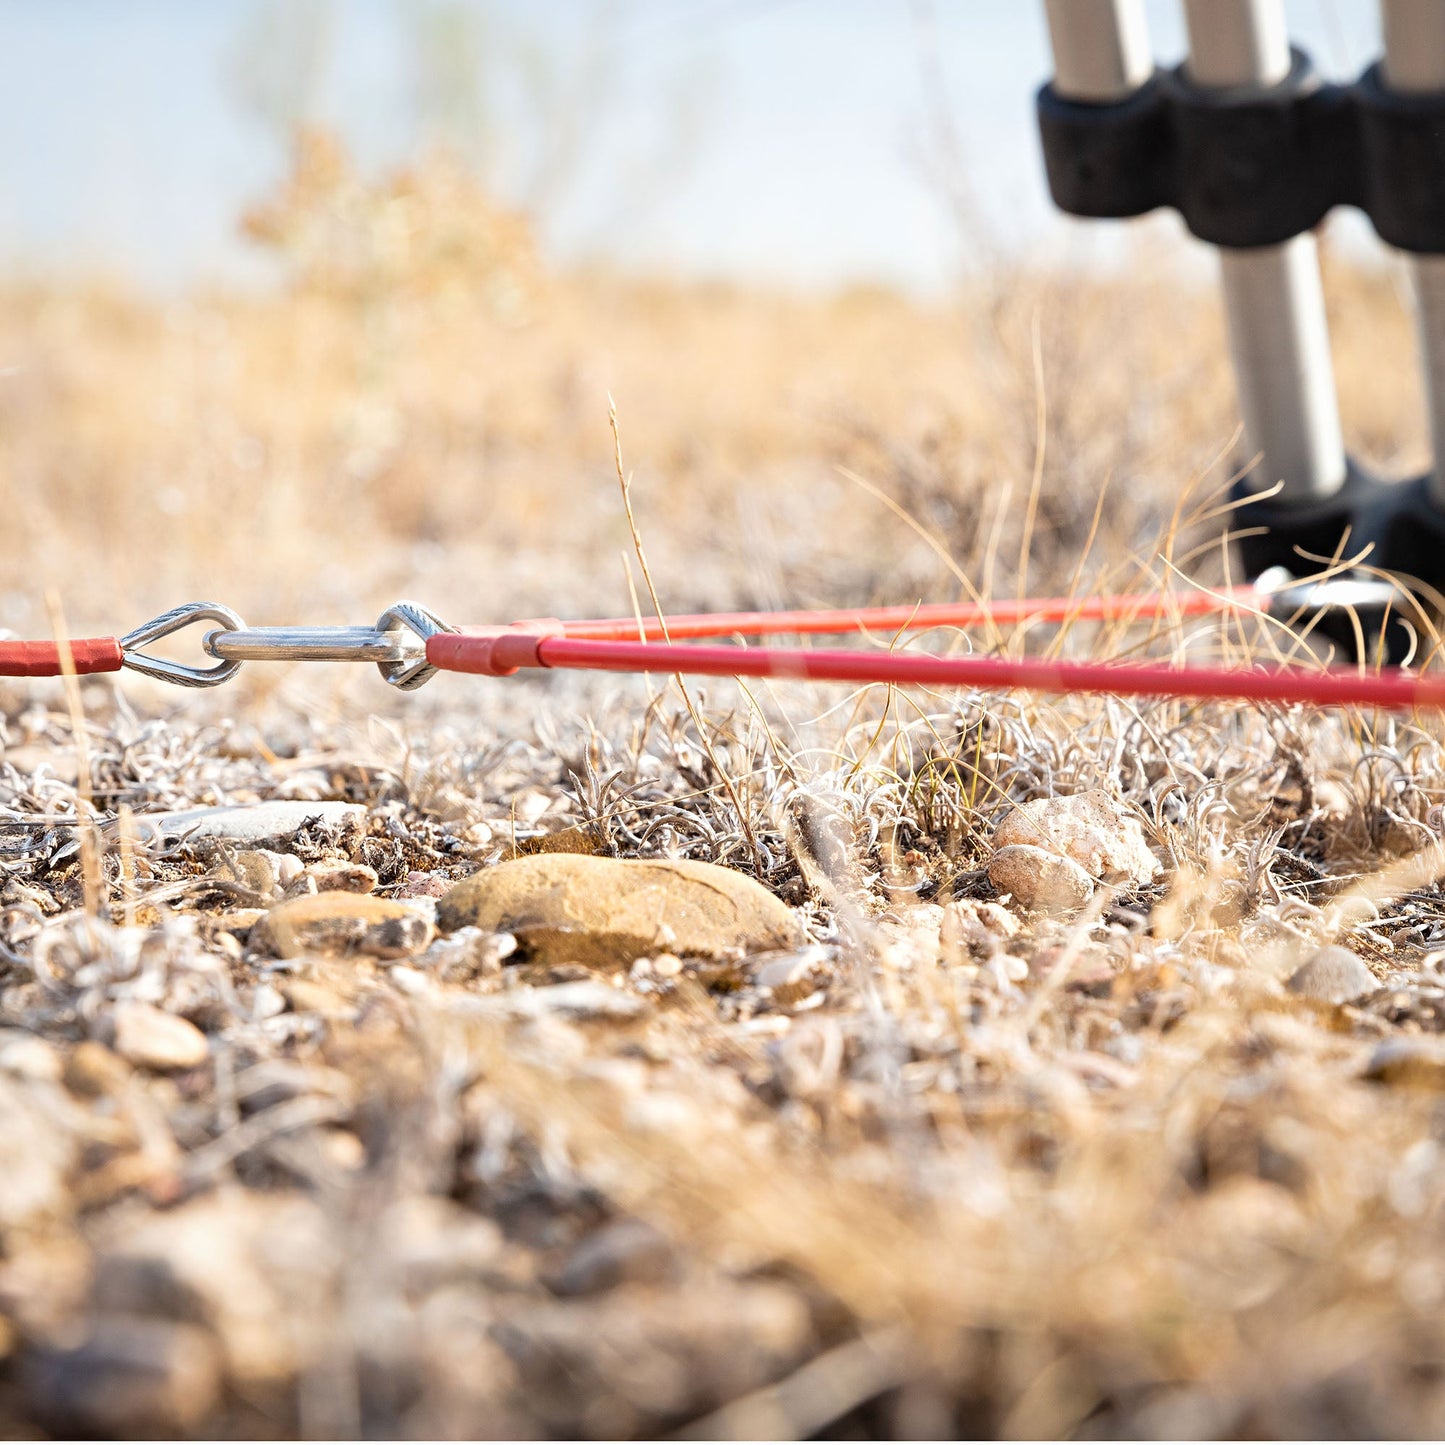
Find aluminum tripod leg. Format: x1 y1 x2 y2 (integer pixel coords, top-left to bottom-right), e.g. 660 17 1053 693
1041 0 1151 101
1181 0 1346 503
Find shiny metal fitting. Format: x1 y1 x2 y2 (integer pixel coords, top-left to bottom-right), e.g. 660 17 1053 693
120 602 247 688
1255 566 1414 618
201 599 455 690
372 600 456 690
120 598 455 690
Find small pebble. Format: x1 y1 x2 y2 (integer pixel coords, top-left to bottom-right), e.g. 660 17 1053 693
459 979 648 1022
250 983 287 1021
388 964 432 996
253 892 435 959
992 789 1160 886
396 869 451 900
0 1035 62 1082
1286 946 1378 1004
283 860 379 899
110 1003 209 1073
64 1041 131 1097
988 843 1094 912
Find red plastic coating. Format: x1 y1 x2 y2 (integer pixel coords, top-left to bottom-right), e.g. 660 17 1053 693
0 638 124 678
428 630 1445 712
431 621 565 676
550 585 1266 642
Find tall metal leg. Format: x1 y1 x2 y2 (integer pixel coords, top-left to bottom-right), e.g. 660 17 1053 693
1381 0 1445 507
1181 0 1347 504
1041 0 1152 102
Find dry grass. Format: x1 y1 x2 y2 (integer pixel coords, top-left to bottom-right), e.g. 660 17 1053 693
1 144 1445 1438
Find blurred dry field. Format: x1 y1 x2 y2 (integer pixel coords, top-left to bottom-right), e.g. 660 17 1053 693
5 144 1445 1438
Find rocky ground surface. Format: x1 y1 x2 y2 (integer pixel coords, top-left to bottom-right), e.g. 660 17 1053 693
3 671 1445 1439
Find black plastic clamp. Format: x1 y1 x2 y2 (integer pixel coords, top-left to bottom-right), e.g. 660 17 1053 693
1037 51 1445 253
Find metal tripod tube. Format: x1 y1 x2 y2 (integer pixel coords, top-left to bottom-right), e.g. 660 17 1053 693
1041 0 1152 101
1381 0 1445 507
1182 0 1347 503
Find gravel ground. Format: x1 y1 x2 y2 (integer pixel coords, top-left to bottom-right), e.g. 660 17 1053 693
5 657 1445 1437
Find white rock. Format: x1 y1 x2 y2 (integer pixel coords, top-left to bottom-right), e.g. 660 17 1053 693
457 980 647 1022
1286 945 1377 1003
988 843 1094 912
139 801 366 847
992 789 1160 886
111 1002 209 1072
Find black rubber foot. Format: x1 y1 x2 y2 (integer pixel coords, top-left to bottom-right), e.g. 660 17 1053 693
1231 461 1445 663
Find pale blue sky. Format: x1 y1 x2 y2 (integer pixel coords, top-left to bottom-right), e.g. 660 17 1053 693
0 0 1387 293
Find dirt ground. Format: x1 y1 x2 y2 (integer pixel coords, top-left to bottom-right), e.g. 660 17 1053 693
4 148 1445 1438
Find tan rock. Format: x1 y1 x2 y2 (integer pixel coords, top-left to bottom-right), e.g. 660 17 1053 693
253 892 435 959
943 899 1021 960
988 843 1094 912
111 1002 209 1072
992 789 1160 886
436 854 801 969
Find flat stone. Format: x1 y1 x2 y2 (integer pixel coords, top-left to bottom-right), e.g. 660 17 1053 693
437 854 802 969
252 892 435 959
462 979 649 1022
140 801 366 848
992 789 1160 886
988 843 1094 912
1286 945 1378 1004
110 1002 209 1072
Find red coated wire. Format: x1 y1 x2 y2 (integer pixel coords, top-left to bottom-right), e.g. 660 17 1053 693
543 584 1267 641
0 638 124 678
426 631 1445 712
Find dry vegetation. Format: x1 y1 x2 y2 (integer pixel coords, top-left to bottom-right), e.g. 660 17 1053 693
3 142 1445 1438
